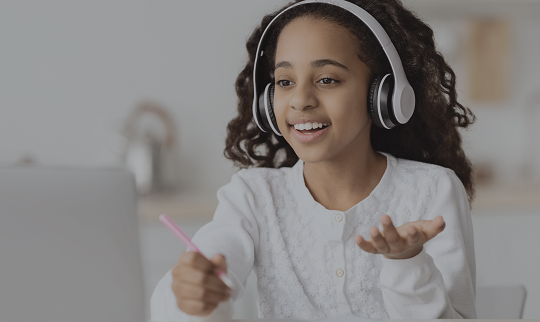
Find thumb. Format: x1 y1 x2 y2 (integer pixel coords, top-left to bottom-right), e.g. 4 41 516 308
209 253 228 275
424 216 446 240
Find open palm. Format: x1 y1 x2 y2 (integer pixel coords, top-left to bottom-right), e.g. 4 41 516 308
355 214 446 260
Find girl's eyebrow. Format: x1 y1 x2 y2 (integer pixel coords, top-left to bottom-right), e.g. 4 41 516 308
274 59 350 71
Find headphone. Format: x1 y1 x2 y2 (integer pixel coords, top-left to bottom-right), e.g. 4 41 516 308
252 0 415 136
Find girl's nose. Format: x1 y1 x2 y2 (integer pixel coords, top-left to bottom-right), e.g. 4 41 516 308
288 81 318 111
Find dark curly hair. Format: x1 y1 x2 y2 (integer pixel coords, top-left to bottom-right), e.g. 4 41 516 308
224 0 477 204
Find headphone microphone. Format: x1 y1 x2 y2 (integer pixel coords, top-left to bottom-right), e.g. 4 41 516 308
252 0 415 136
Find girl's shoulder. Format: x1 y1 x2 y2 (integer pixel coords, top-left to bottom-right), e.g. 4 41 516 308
388 155 470 221
231 163 299 191
393 154 453 177
390 155 462 192
216 165 299 214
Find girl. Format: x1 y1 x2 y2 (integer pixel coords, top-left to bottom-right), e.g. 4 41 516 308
151 0 477 320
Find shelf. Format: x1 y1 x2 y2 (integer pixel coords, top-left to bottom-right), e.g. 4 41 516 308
472 184 540 210
138 190 217 222
138 183 540 222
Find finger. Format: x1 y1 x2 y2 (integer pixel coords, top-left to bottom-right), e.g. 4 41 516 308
355 235 378 254
405 225 421 246
179 251 215 274
176 264 229 293
209 254 228 274
380 215 400 246
176 298 218 317
434 216 446 231
423 216 446 240
370 227 390 253
174 282 230 303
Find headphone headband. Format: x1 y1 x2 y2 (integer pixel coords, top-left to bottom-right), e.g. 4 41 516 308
252 0 415 132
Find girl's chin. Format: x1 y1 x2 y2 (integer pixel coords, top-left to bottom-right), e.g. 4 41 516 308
291 145 333 164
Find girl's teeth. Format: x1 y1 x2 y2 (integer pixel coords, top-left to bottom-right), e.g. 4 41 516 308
293 122 330 130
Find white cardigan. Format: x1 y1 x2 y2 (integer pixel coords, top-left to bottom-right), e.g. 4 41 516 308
151 152 477 321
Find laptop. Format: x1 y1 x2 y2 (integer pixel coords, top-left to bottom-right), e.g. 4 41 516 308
0 166 146 322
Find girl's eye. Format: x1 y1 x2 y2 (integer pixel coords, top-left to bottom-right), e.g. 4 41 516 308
318 77 339 85
276 80 292 87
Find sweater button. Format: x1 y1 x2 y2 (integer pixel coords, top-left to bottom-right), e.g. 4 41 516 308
335 213 343 222
336 269 344 277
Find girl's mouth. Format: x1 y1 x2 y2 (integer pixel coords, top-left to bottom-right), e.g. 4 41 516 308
290 123 331 143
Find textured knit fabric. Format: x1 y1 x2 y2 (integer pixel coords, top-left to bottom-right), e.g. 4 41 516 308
151 152 476 321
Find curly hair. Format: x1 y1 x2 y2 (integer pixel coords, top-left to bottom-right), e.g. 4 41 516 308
224 0 477 204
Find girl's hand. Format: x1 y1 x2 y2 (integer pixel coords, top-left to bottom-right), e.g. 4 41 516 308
355 214 446 260
171 252 232 316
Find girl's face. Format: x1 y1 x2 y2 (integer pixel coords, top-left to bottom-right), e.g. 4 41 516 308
273 17 373 163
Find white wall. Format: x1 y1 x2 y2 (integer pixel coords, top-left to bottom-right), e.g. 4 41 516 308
0 0 290 193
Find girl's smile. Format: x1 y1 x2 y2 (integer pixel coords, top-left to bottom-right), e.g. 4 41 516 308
288 118 332 143
290 122 331 143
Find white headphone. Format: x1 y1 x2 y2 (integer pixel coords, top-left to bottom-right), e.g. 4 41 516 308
252 0 415 136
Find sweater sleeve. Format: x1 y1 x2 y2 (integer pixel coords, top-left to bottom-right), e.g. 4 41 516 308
380 168 477 319
150 171 259 322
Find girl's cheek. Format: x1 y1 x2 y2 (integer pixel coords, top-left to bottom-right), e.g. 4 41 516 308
273 96 287 122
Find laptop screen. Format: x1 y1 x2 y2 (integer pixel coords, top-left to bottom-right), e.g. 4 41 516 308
0 166 145 322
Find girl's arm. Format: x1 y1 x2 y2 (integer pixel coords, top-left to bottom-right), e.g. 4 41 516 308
151 171 260 322
378 168 476 319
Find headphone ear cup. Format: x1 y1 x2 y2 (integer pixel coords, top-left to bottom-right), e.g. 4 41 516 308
368 74 398 129
266 84 281 135
257 83 281 135
257 85 271 132
368 75 385 129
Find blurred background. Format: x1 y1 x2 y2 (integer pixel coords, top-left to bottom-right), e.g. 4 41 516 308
1 0 539 320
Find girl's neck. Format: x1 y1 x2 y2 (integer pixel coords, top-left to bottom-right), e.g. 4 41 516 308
302 146 387 212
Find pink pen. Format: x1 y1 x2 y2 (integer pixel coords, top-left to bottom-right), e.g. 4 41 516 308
159 214 234 289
